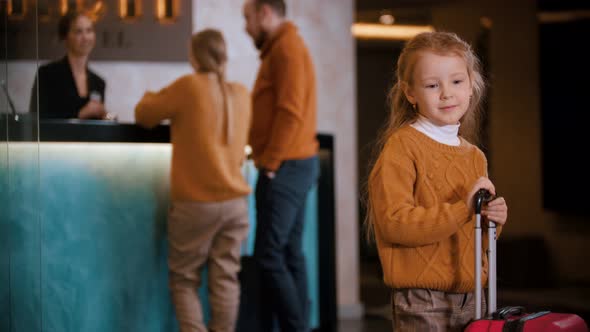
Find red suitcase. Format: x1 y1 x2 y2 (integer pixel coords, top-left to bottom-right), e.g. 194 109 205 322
464 189 589 332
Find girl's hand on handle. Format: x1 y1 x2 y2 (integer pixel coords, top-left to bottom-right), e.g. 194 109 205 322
465 177 496 213
482 196 508 226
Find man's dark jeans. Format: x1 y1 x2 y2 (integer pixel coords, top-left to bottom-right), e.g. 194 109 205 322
254 155 320 332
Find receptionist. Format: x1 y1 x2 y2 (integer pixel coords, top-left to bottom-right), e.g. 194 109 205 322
29 11 113 120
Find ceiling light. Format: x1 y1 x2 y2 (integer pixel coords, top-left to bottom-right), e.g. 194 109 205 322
379 14 395 25
537 10 590 23
351 23 435 41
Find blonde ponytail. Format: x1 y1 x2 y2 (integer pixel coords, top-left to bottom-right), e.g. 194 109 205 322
191 29 232 144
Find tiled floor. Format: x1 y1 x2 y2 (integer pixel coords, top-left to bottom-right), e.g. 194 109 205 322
353 257 590 332
337 257 392 332
338 317 391 332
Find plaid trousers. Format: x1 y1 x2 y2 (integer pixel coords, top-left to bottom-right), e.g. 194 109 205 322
391 288 487 332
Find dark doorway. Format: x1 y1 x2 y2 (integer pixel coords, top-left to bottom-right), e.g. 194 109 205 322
356 40 404 260
356 39 404 316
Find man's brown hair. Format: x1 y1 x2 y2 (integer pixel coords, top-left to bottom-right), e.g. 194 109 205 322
255 0 286 17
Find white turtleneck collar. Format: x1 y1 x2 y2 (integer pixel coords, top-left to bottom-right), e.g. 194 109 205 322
410 114 461 146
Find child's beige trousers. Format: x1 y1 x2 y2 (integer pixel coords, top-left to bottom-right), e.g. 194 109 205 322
167 197 249 332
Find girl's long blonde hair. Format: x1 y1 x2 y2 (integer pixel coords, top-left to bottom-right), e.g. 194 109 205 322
364 31 486 242
191 29 233 144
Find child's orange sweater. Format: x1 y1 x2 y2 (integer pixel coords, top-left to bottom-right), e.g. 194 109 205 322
369 126 502 293
135 73 251 202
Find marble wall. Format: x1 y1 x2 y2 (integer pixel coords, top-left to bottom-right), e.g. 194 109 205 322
4 0 360 317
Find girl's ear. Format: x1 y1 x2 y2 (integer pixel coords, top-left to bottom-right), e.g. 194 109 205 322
401 81 416 105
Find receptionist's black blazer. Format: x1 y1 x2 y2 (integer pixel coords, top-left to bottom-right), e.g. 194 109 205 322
29 56 106 119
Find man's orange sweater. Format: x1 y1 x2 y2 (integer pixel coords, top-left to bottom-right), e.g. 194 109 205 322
369 126 502 293
249 22 318 171
135 73 251 202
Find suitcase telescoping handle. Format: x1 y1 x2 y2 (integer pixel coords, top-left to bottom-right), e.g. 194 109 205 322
474 189 498 320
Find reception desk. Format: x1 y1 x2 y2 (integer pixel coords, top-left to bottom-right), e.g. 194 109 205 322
0 117 336 332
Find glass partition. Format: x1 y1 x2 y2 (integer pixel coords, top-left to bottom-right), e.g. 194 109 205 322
2 1 42 330
2 2 337 331
1 38 10 332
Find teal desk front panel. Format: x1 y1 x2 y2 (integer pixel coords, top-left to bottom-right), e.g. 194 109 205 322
1 142 319 331
2 143 43 332
0 141 6 332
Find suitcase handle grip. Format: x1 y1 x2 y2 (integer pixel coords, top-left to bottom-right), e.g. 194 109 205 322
493 306 525 319
474 188 493 213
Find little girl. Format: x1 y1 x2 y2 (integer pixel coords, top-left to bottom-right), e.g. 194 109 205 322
367 31 508 331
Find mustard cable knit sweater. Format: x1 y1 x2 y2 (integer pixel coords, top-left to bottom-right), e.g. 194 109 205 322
369 125 502 292
135 73 252 202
